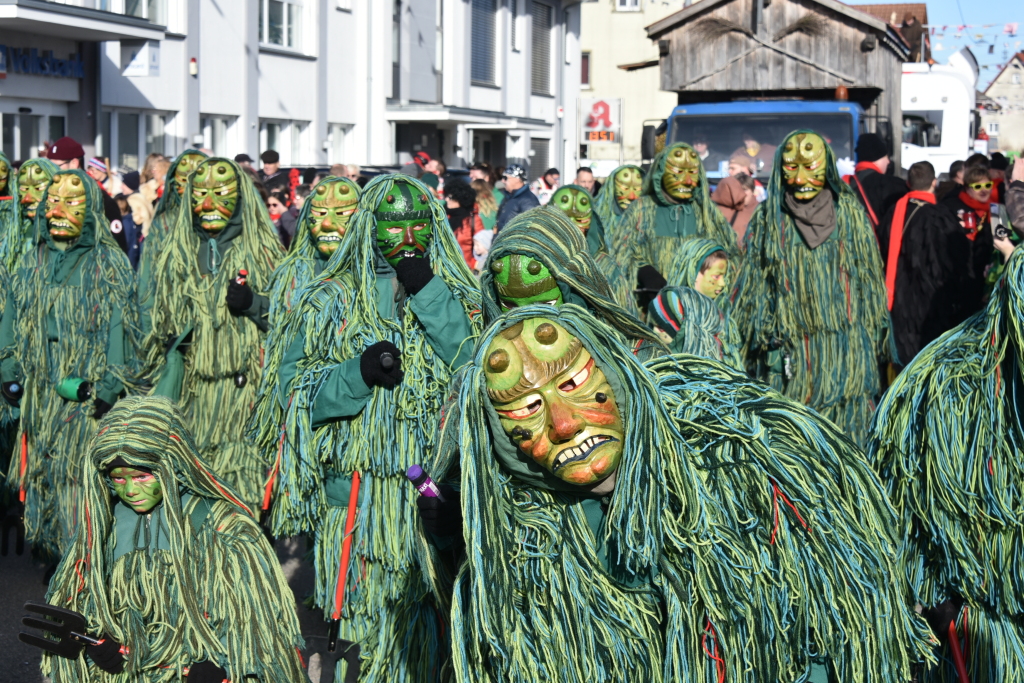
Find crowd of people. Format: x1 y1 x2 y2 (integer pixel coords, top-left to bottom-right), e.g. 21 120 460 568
0 128 1023 683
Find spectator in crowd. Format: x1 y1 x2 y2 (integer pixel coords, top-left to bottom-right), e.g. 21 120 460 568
444 180 483 270
293 183 312 212
259 150 289 194
267 188 298 249
847 132 907 232
400 150 431 178
469 162 491 182
494 165 507 191
495 164 540 230
711 173 757 245
693 134 726 173
473 227 493 274
345 164 362 183
421 172 441 199
112 192 141 269
900 12 930 62
936 159 964 201
530 167 560 205
472 178 500 232
329 163 346 178
728 152 756 178
234 153 254 170
86 157 114 194
425 158 447 195
575 167 596 194
1008 157 1024 228
990 152 1009 202
140 153 169 186
942 163 995 316
730 132 776 177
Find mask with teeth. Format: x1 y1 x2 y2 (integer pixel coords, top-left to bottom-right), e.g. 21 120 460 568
661 145 701 201
19 162 53 221
309 179 359 256
550 186 593 234
613 166 643 210
374 179 434 267
173 152 206 196
0 158 9 196
781 132 827 201
45 173 88 248
491 254 564 311
485 318 624 486
191 160 239 233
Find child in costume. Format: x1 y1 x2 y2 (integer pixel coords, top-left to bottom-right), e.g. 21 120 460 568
1 170 137 559
141 157 285 510
731 130 887 443
647 239 743 369
869 248 1024 682
41 396 306 683
250 174 479 682
425 306 931 682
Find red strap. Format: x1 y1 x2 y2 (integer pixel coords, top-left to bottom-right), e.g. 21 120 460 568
18 432 27 503
332 471 361 620
851 174 880 228
855 161 885 174
885 191 936 310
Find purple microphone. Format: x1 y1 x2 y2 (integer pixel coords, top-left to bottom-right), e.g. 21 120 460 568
406 465 446 502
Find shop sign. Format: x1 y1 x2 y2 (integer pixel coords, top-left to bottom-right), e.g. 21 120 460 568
0 46 85 80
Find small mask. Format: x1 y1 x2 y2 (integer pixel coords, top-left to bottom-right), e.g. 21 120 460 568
693 255 729 300
174 153 206 195
550 187 592 234
781 133 828 200
309 180 358 256
614 167 643 210
0 159 9 196
191 160 239 233
374 180 434 266
492 254 564 311
485 319 624 486
108 466 164 514
19 163 52 221
661 146 701 201
45 174 87 245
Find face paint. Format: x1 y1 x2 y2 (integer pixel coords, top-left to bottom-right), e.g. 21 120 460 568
45 174 87 246
109 466 164 514
374 180 434 266
191 160 239 233
614 167 643 210
174 153 206 195
781 133 827 200
693 256 728 299
19 164 52 221
485 319 624 486
661 146 701 201
0 159 9 196
550 187 592 234
309 180 358 256
491 254 564 311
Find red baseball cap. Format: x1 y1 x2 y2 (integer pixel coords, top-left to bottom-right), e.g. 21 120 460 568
47 136 85 161
414 151 431 165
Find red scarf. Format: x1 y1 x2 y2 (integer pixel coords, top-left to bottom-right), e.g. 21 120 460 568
958 190 991 235
855 161 885 175
886 191 935 310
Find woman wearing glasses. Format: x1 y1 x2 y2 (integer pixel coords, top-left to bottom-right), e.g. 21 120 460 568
942 164 997 314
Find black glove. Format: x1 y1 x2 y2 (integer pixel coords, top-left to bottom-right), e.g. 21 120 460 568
226 281 254 315
164 329 194 355
416 485 462 537
359 341 403 389
77 382 93 402
393 255 434 296
87 636 126 674
1 381 23 405
635 265 667 311
187 660 228 683
922 599 963 642
93 398 114 420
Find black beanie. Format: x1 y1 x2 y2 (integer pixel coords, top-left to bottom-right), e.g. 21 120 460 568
855 133 888 163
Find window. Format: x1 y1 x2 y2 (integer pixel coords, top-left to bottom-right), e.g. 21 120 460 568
616 0 640 10
48 116 65 143
581 51 590 88
328 123 351 165
118 112 140 169
145 114 166 156
529 137 549 181
259 0 302 49
510 0 519 51
531 2 552 95
392 0 401 100
988 121 1000 135
472 0 497 85
124 0 165 24
1013 74 1022 85
260 120 309 165
1 114 43 161
201 116 234 157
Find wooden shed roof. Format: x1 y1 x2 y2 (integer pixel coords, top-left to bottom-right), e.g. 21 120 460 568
850 3 928 28
646 0 891 39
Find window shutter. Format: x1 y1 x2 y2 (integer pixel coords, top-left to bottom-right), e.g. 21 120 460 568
531 2 551 95
472 0 497 85
529 138 549 180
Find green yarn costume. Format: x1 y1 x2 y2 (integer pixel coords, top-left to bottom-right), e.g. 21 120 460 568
4 158 58 273
42 396 306 683
869 249 1024 682
593 165 646 314
592 164 644 238
1 170 138 559
0 151 21 476
547 183 608 257
249 173 480 682
731 130 887 443
142 157 285 510
427 304 931 683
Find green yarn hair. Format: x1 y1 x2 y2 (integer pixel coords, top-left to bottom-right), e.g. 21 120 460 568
144 157 285 509
730 129 888 443
42 396 306 683
0 150 22 274
4 158 58 271
3 169 138 559
545 183 608 257
427 304 930 682
647 285 744 369
869 249 1024 682
593 164 644 230
592 165 646 314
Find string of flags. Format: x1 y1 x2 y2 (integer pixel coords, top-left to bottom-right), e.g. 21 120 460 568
925 23 1018 37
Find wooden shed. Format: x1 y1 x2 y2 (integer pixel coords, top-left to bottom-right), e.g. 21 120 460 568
646 0 909 163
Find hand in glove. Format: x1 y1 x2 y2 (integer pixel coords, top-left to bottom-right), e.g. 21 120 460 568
87 636 126 674
416 485 462 537
93 398 114 420
226 281 254 315
393 255 434 296
1 381 23 405
359 341 403 389
635 265 667 311
187 660 229 683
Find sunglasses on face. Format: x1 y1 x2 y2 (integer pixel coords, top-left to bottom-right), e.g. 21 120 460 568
968 181 993 191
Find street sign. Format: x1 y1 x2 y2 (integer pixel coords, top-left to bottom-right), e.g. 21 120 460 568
580 98 621 143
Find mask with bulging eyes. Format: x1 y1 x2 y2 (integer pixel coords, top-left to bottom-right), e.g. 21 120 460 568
550 186 593 234
45 173 88 247
309 179 359 256
661 146 701 201
174 153 207 195
19 163 53 221
191 160 239 233
613 167 643 210
781 132 828 201
491 254 564 311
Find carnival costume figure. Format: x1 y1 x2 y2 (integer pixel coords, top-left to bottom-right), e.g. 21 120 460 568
731 130 888 443
425 306 931 683
1 170 138 559
8 158 58 271
592 165 645 310
250 174 479 682
142 157 285 510
547 184 607 256
41 396 306 683
0 151 20 478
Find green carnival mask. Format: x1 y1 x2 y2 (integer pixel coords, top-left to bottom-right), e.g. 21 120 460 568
191 160 239 233
109 466 164 514
19 164 52 220
550 187 592 234
662 146 700 201
782 132 828 200
45 174 87 246
374 180 434 266
174 153 206 195
485 319 624 486
694 255 729 299
0 159 9 197
614 167 643 209
309 180 358 256
491 254 564 311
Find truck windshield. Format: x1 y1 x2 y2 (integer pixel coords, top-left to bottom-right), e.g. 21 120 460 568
669 113 855 179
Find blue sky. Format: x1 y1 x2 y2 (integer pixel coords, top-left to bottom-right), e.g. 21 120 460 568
845 0 1023 89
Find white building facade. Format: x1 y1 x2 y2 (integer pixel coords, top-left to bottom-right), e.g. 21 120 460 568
982 52 1024 154
0 0 582 179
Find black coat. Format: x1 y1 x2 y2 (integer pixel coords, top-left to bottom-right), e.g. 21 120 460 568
848 168 907 228
495 184 540 231
877 199 973 365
